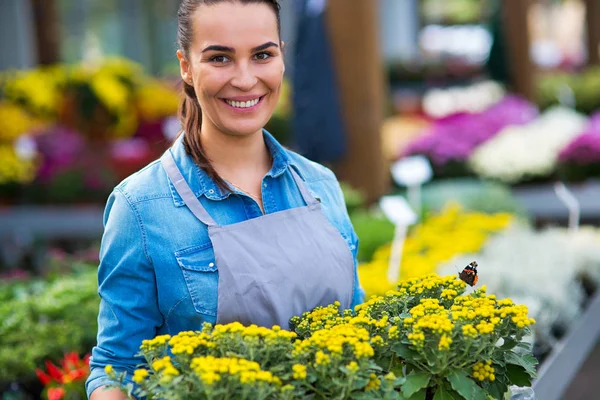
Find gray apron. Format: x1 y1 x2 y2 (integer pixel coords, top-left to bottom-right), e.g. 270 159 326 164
161 150 354 329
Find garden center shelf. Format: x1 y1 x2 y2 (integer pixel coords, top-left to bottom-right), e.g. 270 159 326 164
0 205 104 267
532 289 600 400
512 180 600 223
0 205 105 239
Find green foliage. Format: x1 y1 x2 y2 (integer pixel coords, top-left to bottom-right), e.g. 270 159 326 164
537 67 600 115
350 210 395 262
404 179 527 217
0 268 99 383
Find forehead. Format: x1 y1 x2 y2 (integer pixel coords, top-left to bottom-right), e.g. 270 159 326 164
191 2 279 49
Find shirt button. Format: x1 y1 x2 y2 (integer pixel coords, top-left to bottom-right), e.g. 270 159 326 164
263 183 268 188
209 262 215 267
208 189 215 194
350 245 356 250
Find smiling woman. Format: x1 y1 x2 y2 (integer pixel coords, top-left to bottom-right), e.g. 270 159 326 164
176 0 285 200
86 1 364 399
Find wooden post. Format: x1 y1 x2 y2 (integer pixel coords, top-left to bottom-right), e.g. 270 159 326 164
326 0 388 204
585 0 600 66
501 0 536 101
30 0 60 65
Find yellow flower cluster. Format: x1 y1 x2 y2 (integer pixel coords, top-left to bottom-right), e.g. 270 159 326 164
449 287 534 336
169 330 214 355
292 301 343 332
133 369 149 384
461 324 478 338
190 356 279 386
346 361 360 374
292 364 307 379
136 81 180 121
213 322 297 341
0 103 38 142
0 145 36 185
293 324 374 360
1 66 66 117
358 205 513 296
438 334 453 351
472 360 495 381
405 301 454 347
151 356 180 384
365 373 381 391
140 334 172 351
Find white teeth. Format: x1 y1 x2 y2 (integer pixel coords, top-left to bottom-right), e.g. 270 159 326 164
226 98 260 108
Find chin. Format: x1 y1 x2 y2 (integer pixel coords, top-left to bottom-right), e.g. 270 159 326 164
223 125 263 136
222 121 268 137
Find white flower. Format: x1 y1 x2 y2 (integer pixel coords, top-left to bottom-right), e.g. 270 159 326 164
468 106 587 182
423 80 505 118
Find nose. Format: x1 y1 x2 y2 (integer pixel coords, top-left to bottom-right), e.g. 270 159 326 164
230 61 258 91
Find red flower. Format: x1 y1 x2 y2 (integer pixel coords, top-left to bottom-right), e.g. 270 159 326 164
44 361 64 382
35 369 53 386
47 387 65 400
61 351 80 371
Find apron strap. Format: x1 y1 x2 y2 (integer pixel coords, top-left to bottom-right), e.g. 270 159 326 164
289 167 320 206
161 151 218 227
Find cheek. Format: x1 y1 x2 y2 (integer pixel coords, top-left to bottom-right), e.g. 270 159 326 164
196 72 227 102
261 63 285 91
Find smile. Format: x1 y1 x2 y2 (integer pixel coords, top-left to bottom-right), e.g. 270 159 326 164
222 95 265 110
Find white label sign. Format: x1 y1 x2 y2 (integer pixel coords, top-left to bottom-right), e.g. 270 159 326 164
391 155 433 187
379 196 418 226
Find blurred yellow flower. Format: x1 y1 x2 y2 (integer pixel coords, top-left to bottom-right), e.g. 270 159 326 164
358 204 513 297
0 103 38 142
136 80 180 121
0 145 36 185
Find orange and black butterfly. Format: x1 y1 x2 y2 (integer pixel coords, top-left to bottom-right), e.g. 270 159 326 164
458 261 478 286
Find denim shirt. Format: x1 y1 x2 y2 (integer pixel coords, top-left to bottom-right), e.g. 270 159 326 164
86 131 364 397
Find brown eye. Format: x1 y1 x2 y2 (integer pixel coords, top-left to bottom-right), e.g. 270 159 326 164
254 52 273 61
209 55 230 63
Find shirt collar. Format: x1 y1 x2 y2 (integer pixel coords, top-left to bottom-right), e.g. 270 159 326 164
167 129 298 206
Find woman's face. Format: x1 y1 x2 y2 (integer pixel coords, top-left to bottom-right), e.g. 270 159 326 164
177 2 284 138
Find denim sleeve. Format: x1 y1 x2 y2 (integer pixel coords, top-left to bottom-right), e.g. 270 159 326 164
86 188 162 398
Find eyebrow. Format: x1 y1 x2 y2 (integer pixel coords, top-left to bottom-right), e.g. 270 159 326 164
201 41 279 54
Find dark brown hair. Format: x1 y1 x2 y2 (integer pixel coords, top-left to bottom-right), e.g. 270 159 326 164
177 0 281 192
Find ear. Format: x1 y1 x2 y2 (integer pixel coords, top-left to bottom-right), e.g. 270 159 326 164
177 50 192 84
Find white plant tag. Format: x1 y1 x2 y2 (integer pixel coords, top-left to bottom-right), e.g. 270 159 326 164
391 155 433 187
379 196 418 226
379 196 418 284
554 182 580 233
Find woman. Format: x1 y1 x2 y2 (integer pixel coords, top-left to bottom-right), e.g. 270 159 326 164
87 0 364 398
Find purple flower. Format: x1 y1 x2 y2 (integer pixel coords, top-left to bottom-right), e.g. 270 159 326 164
559 111 600 165
34 125 84 182
110 138 151 162
402 95 538 165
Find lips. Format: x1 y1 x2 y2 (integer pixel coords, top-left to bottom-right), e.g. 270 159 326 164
221 95 265 110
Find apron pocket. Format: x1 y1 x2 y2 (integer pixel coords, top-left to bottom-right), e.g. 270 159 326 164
174 245 218 317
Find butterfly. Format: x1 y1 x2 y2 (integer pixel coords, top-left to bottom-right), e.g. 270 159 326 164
458 261 479 286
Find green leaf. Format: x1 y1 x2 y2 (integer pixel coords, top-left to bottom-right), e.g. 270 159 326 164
505 352 538 378
352 377 370 390
393 343 418 359
506 364 532 387
487 379 508 400
515 342 533 352
500 338 518 350
402 372 431 398
406 389 427 400
433 385 462 400
447 371 487 400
